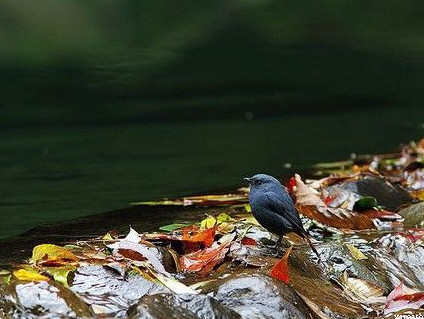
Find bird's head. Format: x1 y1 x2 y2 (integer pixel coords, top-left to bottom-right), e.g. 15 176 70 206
243 174 281 190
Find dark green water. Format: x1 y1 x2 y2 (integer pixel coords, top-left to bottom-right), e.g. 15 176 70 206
2 1 424 239
1 105 423 239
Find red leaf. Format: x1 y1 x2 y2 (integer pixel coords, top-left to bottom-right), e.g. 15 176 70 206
385 282 424 314
394 292 424 302
287 177 296 194
270 246 292 284
180 234 235 274
323 195 335 206
397 229 424 243
241 237 257 246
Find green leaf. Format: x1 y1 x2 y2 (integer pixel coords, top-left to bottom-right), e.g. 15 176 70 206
1 274 11 285
353 196 378 211
159 223 191 232
45 266 76 287
216 213 234 223
200 216 216 229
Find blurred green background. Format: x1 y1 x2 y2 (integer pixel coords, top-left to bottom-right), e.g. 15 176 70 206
1 0 423 238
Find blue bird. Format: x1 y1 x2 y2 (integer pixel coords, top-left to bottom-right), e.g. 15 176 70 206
244 174 320 260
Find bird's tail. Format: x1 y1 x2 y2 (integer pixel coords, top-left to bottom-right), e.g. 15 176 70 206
303 235 323 264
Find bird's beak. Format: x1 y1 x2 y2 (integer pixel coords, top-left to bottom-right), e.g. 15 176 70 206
243 177 252 184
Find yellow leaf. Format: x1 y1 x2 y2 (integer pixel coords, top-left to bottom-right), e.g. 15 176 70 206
412 189 424 201
200 216 216 229
216 213 234 223
32 244 78 263
217 222 235 234
13 269 49 282
346 244 368 260
102 233 114 241
45 266 76 287
243 215 260 226
244 204 252 213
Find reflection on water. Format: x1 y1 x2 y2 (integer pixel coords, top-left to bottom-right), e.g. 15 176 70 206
0 105 422 239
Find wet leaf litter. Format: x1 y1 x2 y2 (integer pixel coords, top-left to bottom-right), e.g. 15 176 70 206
1 138 424 318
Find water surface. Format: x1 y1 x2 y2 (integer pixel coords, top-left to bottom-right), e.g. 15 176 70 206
1 105 422 239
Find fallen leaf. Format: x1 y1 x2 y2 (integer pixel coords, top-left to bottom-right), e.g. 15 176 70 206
32 244 78 264
345 244 368 260
113 240 168 274
241 237 257 246
153 272 198 294
182 225 216 249
353 196 378 211
385 282 424 314
102 233 114 241
216 222 235 234
44 266 76 287
294 174 402 230
159 223 191 232
216 213 234 223
183 194 247 206
180 233 235 274
13 269 49 282
340 271 384 303
270 246 292 284
131 194 247 207
130 200 185 206
117 248 147 261
200 215 217 229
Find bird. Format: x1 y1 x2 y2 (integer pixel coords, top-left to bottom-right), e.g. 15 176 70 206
244 173 321 261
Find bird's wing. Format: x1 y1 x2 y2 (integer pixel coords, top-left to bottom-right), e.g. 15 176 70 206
264 191 307 237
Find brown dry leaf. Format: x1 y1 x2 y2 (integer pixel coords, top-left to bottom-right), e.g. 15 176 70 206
293 174 398 230
290 268 365 318
340 271 384 303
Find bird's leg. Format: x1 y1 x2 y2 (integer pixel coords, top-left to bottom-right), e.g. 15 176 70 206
304 235 323 264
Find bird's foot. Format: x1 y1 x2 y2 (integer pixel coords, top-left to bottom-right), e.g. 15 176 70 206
268 236 284 257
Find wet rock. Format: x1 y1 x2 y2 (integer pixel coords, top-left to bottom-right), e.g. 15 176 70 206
286 246 366 318
342 175 412 211
377 234 424 289
204 273 312 319
0 279 93 319
290 269 365 319
128 293 240 319
70 265 168 317
311 242 393 294
398 202 424 227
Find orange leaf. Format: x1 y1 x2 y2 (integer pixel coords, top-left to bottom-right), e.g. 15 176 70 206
270 246 292 284
181 226 216 252
180 234 235 274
